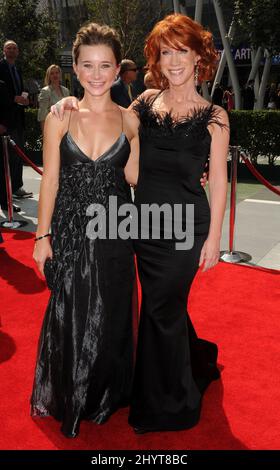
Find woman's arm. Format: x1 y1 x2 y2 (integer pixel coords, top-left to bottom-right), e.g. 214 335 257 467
37 88 50 132
33 112 67 275
123 109 140 187
199 106 230 271
208 107 229 240
124 89 159 186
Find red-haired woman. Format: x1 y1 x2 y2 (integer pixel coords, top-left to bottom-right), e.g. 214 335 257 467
51 14 229 434
127 14 229 434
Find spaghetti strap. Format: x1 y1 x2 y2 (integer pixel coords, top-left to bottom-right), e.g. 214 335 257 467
151 89 163 105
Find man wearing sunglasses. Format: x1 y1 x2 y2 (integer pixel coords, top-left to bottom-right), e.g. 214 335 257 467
111 59 138 108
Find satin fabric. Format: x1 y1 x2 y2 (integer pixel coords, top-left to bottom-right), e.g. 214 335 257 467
31 131 136 438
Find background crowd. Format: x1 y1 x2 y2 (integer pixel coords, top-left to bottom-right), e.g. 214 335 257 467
0 36 280 215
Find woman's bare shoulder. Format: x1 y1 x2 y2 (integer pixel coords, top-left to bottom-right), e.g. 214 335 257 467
211 104 229 126
193 97 212 108
44 109 72 137
119 106 140 139
138 88 160 101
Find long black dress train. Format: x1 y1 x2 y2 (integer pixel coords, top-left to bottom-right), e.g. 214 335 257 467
128 94 222 432
31 122 135 438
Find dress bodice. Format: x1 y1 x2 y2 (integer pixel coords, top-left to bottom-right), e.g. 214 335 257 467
49 129 131 279
56 130 131 208
59 131 130 169
133 96 224 235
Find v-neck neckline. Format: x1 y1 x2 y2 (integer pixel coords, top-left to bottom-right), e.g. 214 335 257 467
65 131 126 163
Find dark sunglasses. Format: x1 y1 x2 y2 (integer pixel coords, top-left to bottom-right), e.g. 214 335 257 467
128 68 137 72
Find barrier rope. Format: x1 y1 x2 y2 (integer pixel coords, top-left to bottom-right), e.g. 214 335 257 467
240 151 280 197
8 137 43 176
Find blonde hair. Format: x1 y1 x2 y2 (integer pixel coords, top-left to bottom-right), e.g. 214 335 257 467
44 64 62 86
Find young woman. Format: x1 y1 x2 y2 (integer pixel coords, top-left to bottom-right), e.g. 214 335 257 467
31 23 139 438
51 14 229 434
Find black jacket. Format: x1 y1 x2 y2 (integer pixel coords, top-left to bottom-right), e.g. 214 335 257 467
111 78 136 108
0 80 14 129
0 59 24 129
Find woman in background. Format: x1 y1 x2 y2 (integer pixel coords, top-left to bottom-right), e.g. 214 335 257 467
223 86 234 112
37 64 70 133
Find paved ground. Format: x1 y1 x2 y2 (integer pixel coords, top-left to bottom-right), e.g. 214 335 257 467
1 165 280 270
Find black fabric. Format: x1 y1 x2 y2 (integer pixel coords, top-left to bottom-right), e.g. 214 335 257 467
31 131 136 438
0 80 23 206
0 59 24 129
111 78 136 108
0 79 14 129
43 257 56 291
10 64 21 96
128 96 222 432
0 60 25 199
242 86 255 110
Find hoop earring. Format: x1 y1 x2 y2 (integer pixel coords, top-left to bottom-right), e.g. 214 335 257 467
194 64 199 87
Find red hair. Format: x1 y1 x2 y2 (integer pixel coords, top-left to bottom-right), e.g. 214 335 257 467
144 14 218 89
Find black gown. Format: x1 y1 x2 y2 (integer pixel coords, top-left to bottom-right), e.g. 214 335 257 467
31 129 135 438
128 95 222 432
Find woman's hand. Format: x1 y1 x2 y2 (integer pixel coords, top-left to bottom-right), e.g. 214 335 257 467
199 236 220 272
200 171 208 188
33 238 53 277
50 96 79 120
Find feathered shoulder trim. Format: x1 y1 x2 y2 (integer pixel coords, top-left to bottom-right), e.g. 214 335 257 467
133 95 227 137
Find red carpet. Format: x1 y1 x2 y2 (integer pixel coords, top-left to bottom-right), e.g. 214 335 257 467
0 229 280 450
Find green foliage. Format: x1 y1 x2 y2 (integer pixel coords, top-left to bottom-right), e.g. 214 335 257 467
25 108 280 169
222 0 280 53
0 0 59 79
85 0 171 64
229 110 280 165
24 108 42 152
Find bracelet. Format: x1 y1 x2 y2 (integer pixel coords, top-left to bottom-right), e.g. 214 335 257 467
34 233 51 242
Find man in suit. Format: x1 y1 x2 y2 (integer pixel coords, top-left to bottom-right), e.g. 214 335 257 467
0 79 22 212
111 59 138 108
0 40 33 205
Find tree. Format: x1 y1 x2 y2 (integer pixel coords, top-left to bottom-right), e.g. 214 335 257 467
230 0 280 54
220 0 280 108
85 0 171 64
230 0 280 108
0 0 59 79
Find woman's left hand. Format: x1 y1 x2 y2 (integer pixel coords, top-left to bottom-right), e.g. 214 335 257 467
199 237 220 272
200 171 208 188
